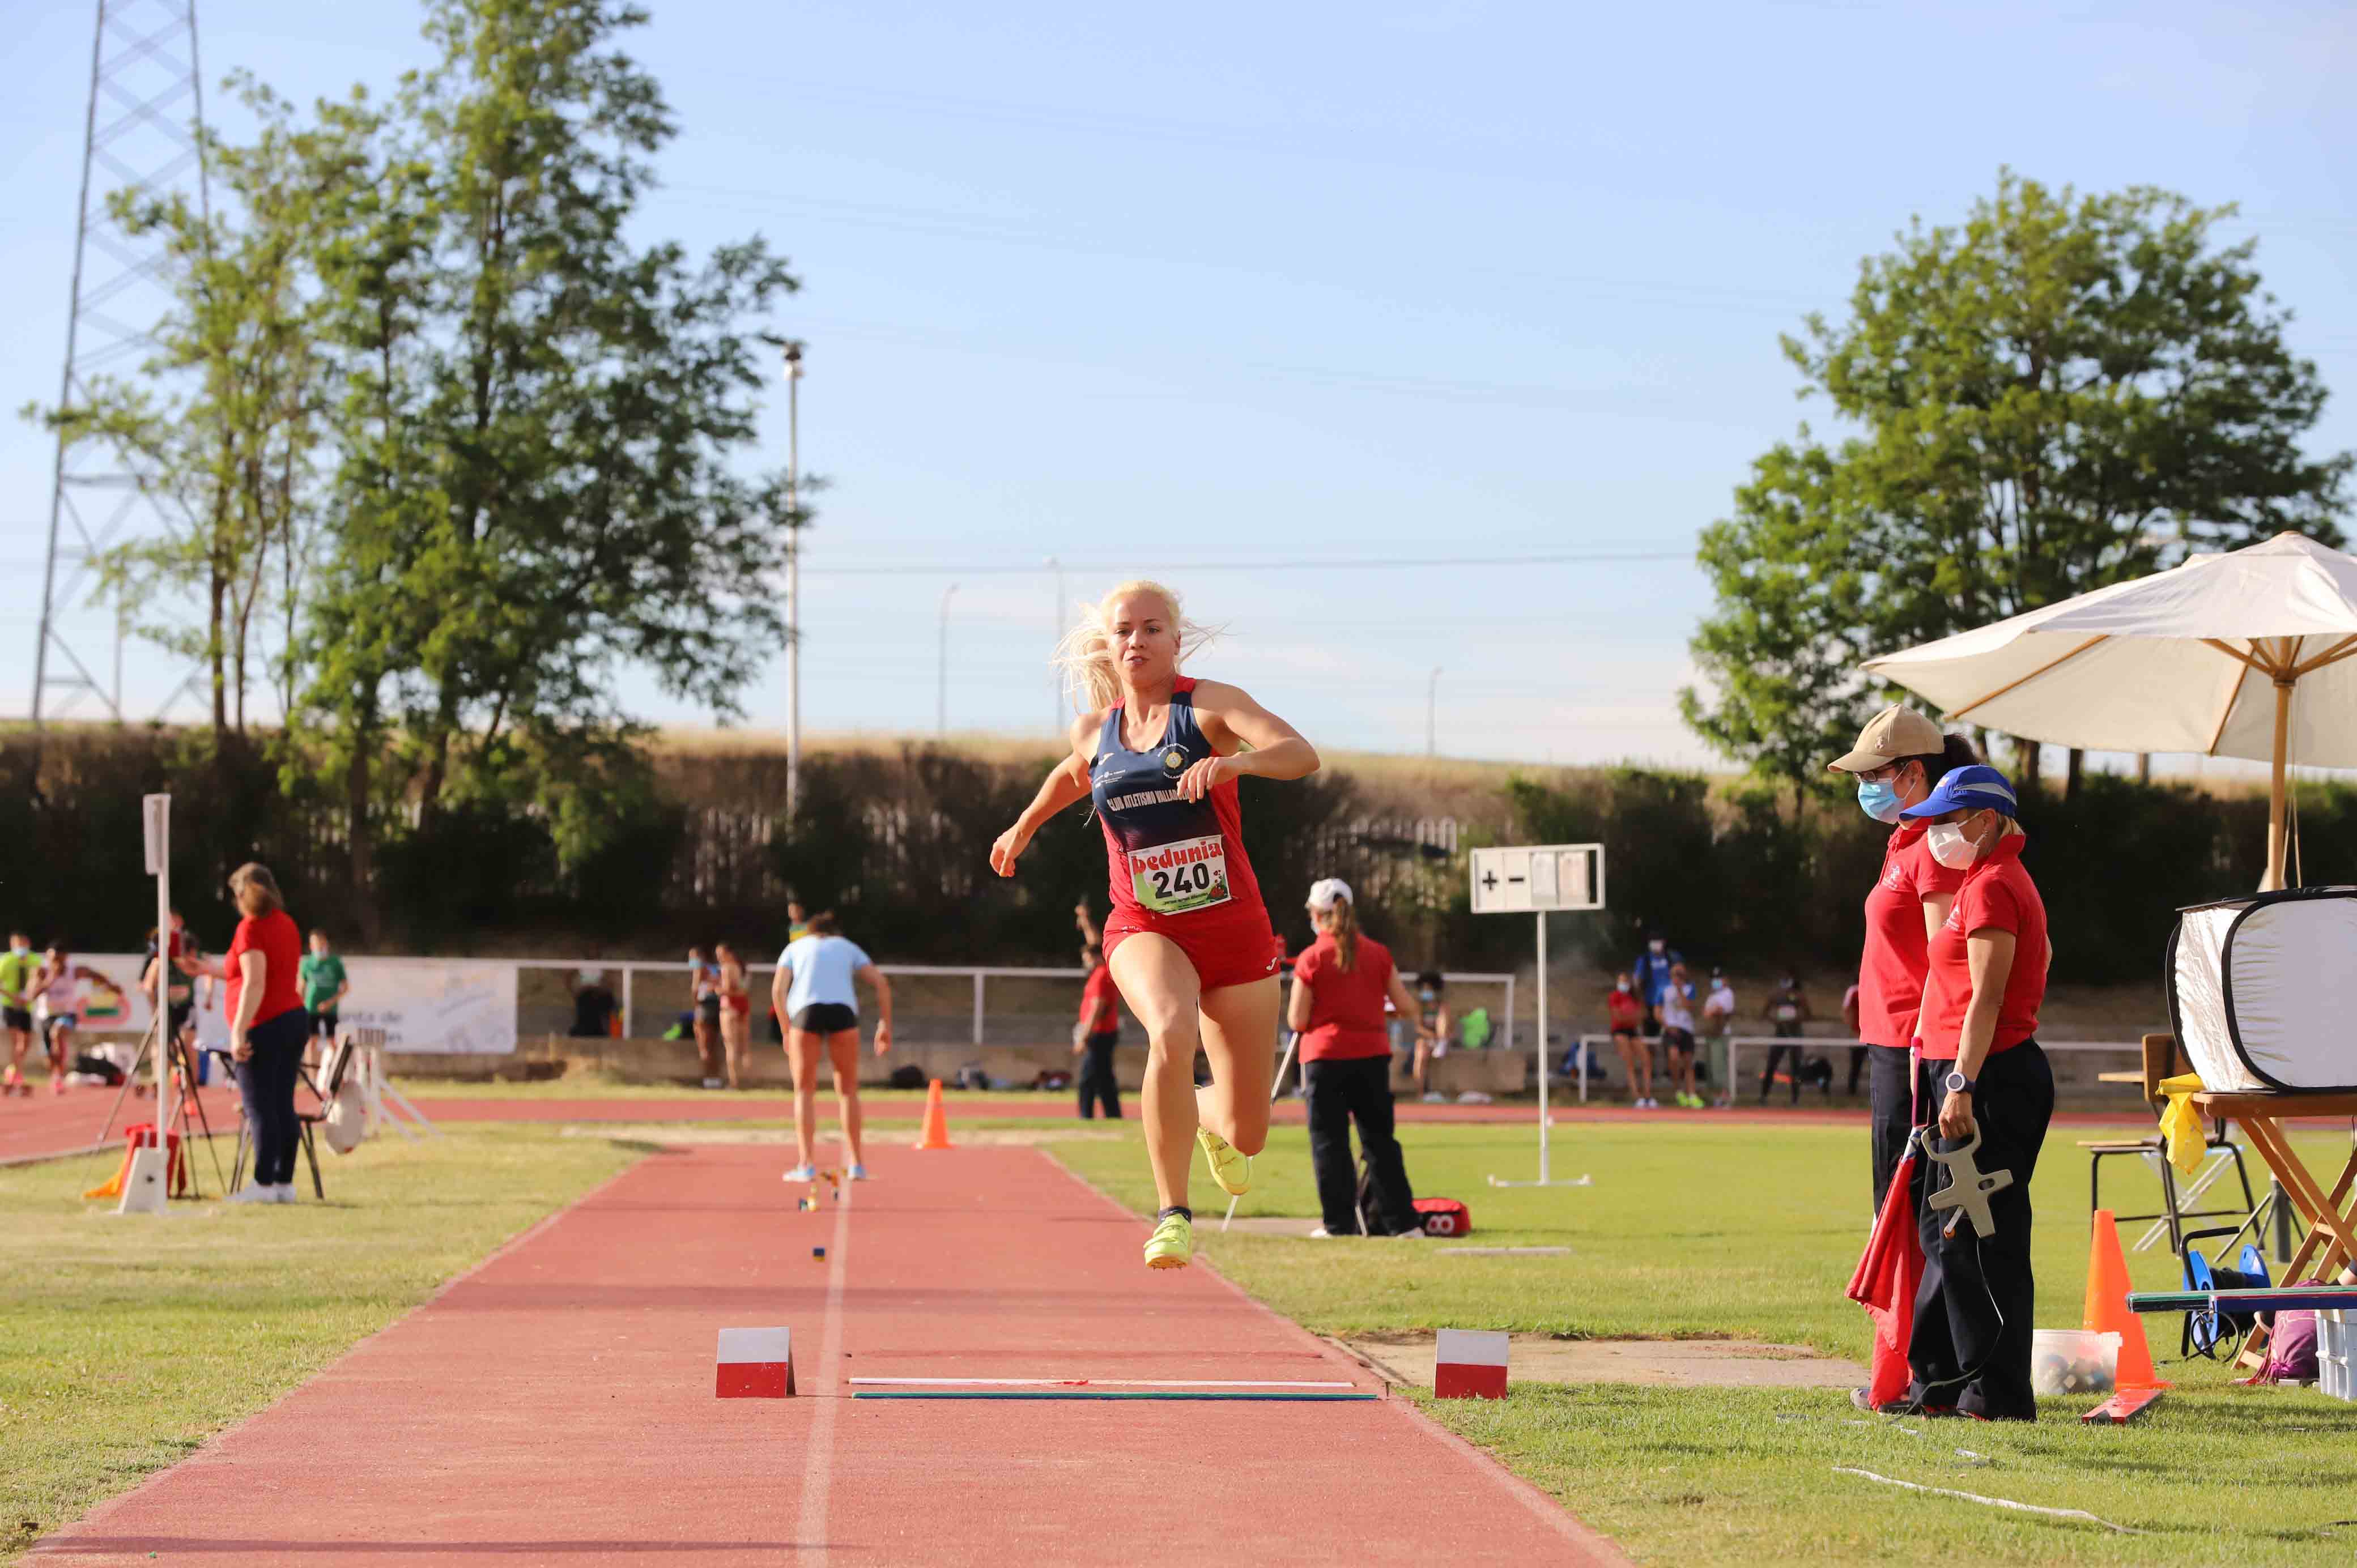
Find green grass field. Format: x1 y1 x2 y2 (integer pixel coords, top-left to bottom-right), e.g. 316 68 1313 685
7 1107 2352 1565
0 1127 638 1566
1052 1119 2357 1563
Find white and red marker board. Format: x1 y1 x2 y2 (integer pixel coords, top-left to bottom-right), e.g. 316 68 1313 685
1435 1328 1508 1399
716 1327 796 1398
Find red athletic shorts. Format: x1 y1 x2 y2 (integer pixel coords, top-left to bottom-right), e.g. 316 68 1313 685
1101 904 1284 994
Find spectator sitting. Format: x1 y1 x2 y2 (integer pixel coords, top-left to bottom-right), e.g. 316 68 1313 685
571 969 619 1038
1702 968 1737 1109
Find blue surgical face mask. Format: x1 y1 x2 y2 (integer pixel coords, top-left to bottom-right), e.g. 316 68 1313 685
1856 779 1905 823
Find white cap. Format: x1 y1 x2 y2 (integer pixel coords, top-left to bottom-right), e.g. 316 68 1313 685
1306 877 1353 911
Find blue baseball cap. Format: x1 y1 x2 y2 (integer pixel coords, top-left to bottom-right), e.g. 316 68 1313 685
1899 763 2019 821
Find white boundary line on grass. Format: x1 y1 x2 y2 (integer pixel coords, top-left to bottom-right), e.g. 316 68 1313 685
1834 1467 2145 1533
795 1145 854 1565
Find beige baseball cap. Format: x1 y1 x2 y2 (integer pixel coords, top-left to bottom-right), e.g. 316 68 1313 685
1827 704 1945 774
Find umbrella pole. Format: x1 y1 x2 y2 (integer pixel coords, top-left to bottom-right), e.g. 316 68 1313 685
2264 669 2292 892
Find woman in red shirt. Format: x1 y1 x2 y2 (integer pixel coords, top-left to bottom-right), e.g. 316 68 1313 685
209 862 310 1204
1285 879 1430 1238
1892 764 2053 1421
1826 705 1978 1209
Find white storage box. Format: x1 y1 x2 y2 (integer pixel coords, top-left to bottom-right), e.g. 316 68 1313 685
2168 888 2357 1093
2323 1310 2352 1404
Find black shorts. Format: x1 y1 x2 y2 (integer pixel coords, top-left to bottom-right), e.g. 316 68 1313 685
310 1008 340 1039
1662 1028 1695 1053
791 1002 858 1034
696 995 722 1022
168 1002 193 1036
2 1007 29 1033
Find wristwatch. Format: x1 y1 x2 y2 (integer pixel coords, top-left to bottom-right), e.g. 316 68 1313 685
1944 1070 1975 1096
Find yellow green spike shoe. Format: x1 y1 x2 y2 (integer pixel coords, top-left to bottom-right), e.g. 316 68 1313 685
1197 1127 1252 1196
1144 1210 1194 1270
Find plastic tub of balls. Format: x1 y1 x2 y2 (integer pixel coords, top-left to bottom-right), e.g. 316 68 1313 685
2030 1328 2122 1396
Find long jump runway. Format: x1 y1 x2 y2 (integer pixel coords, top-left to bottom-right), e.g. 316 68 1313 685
32 1141 1626 1566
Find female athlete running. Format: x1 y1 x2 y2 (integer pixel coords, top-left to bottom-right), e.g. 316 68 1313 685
990 580 1320 1271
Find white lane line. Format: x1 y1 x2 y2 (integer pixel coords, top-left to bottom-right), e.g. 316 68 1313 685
847 1377 1355 1388
794 1153 854 1563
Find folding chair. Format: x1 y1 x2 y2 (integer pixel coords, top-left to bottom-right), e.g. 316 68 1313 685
2080 1033 2255 1257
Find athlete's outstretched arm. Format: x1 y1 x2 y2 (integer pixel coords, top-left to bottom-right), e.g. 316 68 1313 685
990 713 1100 877
1180 681 1320 802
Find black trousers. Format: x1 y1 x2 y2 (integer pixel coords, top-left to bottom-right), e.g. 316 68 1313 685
1304 1055 1418 1235
1867 1043 1915 1212
1758 1027 1803 1103
238 1007 310 1187
1077 1033 1120 1120
1906 1041 2054 1420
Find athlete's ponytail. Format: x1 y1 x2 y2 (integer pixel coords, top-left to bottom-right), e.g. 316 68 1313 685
1328 898 1360 973
1051 580 1222 714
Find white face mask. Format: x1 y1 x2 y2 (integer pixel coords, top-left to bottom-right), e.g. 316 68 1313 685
1926 816 1985 870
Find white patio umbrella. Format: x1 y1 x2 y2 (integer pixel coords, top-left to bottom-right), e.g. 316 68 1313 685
1861 531 2357 890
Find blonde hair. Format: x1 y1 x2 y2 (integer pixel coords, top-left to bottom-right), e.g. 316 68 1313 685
1051 580 1222 715
229 862 284 916
1318 898 1361 973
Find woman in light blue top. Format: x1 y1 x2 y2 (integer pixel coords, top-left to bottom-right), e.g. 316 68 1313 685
771 911 893 1182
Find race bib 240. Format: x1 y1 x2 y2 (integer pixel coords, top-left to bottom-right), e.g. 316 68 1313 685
1128 834 1231 915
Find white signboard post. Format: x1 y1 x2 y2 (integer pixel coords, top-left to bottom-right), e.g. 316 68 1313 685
1471 843 1604 1189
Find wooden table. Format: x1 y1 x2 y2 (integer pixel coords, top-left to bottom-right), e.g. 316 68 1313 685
2190 1088 2357 1289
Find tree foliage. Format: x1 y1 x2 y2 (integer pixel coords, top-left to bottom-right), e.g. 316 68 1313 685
1686 170 2351 794
298 0 801 835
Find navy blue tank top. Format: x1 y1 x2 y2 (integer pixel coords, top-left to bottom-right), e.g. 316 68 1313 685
1088 678 1262 922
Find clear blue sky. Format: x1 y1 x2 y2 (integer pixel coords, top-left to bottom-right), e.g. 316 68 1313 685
6 0 2353 771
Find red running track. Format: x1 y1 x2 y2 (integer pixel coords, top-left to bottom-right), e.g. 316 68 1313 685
32 1140 1626 1566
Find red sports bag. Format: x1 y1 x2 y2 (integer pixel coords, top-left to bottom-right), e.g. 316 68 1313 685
1413 1197 1470 1238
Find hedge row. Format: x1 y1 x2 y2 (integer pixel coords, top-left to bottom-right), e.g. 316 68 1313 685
8 730 2346 982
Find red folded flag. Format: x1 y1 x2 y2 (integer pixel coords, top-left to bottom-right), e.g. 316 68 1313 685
1845 1147 1921 1408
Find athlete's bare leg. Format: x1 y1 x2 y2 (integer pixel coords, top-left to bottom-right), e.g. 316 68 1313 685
721 1009 747 1089
693 1013 721 1083
1195 975 1279 1156
788 1029 824 1168
825 1029 865 1165
1107 934 1204 1212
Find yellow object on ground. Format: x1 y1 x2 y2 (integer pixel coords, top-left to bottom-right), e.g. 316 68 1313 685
2157 1072 2207 1177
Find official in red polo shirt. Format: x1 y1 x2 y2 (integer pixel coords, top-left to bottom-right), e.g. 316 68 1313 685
1286 878 1429 1238
1826 706 1980 1209
1893 764 2053 1421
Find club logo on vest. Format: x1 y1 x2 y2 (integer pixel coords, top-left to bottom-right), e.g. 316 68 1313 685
1161 747 1187 776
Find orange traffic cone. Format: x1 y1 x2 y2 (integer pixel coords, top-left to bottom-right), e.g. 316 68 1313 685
915 1078 954 1151
2082 1209 2167 1390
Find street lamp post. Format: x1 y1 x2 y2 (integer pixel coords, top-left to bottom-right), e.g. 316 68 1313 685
781 341 805 823
1427 666 1443 757
938 582 960 737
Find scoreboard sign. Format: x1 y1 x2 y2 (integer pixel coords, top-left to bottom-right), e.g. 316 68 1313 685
1469 843 1605 915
